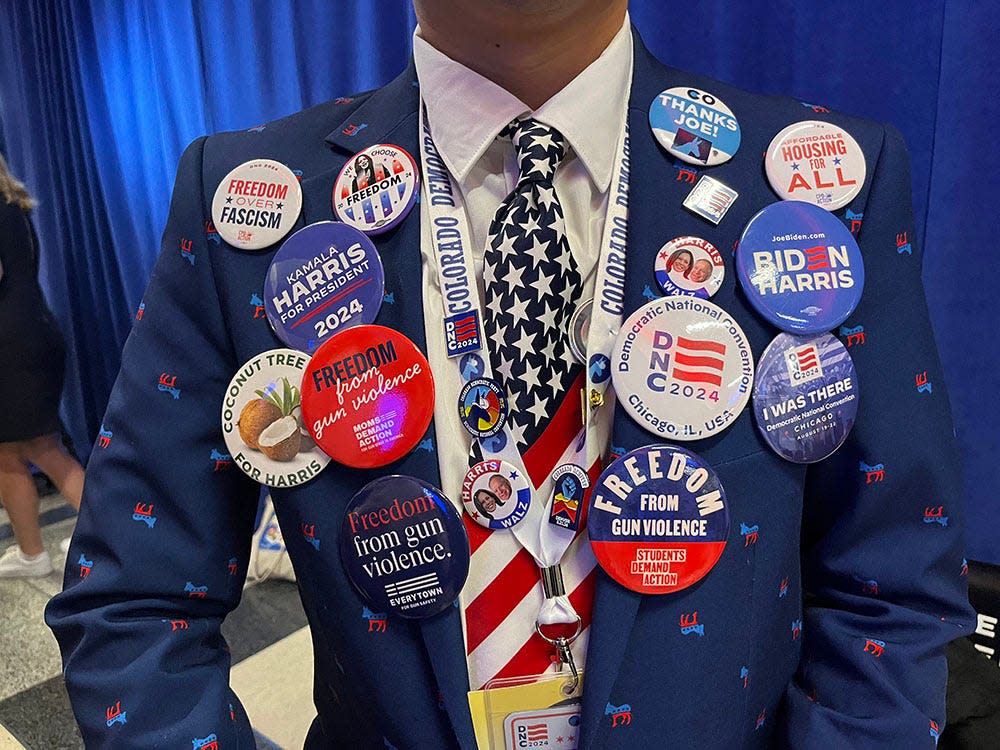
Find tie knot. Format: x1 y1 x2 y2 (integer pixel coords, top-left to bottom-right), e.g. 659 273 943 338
505 119 567 183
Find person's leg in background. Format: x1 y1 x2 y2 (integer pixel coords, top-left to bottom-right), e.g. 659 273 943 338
22 433 84 511
0 432 84 576
0 440 52 576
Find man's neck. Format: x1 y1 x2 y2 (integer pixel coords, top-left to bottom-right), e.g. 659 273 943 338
415 1 628 109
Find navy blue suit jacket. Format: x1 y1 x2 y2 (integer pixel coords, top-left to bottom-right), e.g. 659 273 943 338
46 30 975 749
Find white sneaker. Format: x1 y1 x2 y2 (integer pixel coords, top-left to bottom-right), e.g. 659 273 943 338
0 545 53 578
59 537 72 553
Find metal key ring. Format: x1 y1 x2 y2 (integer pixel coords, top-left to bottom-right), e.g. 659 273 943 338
534 615 583 645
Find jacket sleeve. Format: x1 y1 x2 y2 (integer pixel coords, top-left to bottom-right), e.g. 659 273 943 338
780 124 977 747
45 137 261 748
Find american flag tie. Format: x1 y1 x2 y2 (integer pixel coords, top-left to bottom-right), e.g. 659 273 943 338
463 119 598 688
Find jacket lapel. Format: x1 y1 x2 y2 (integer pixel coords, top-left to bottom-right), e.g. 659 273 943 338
580 30 691 748
323 60 477 749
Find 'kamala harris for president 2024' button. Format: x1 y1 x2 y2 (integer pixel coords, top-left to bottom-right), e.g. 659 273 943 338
263 221 384 353
588 445 729 594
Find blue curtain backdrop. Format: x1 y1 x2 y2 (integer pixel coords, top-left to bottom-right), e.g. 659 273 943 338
0 1 996 563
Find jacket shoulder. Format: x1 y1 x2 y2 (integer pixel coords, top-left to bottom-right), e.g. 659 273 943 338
195 89 378 187
635 35 890 153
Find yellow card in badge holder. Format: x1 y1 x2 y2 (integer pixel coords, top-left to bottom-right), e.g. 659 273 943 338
469 669 584 750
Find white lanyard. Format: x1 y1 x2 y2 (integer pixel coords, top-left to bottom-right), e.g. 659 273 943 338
417 89 631 636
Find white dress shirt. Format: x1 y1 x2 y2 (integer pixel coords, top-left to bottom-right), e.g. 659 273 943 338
414 15 633 685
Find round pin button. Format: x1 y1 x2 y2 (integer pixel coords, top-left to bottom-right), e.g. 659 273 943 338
459 352 486 381
263 221 384 353
612 298 754 441
461 459 531 530
654 236 725 299
211 159 303 250
765 120 866 210
649 87 741 166
333 144 419 235
301 325 435 469
340 475 470 619
752 332 859 463
458 378 508 439
548 464 590 532
221 349 329 486
569 298 594 363
588 445 729 594
736 200 864 334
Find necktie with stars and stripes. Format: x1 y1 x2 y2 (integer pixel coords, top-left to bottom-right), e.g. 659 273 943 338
482 119 584 449
462 119 598 689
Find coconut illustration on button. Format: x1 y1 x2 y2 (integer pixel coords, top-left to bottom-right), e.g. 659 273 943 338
223 349 330 487
239 378 311 461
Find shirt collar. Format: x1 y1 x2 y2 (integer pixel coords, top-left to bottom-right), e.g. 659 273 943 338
413 14 632 192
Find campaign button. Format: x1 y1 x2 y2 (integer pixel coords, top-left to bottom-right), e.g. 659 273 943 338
461 459 531 530
211 159 303 250
458 378 508 439
264 221 384 353
589 353 612 385
649 87 741 166
736 200 864 333
479 431 508 455
752 332 859 463
444 309 482 357
569 298 594 363
340 475 470 619
549 464 590 532
682 175 738 225
333 144 419 235
654 236 725 299
612 298 754 441
221 349 330 487
459 352 485 381
588 445 729 594
765 120 866 211
301 325 435 469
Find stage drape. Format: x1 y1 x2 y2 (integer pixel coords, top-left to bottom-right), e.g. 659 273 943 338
0 0 996 562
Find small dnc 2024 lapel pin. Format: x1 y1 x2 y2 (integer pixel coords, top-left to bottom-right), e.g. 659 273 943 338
212 159 303 250
683 175 739 225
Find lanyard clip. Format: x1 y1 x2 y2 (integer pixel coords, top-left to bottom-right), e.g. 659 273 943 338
554 636 580 694
535 616 583 695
